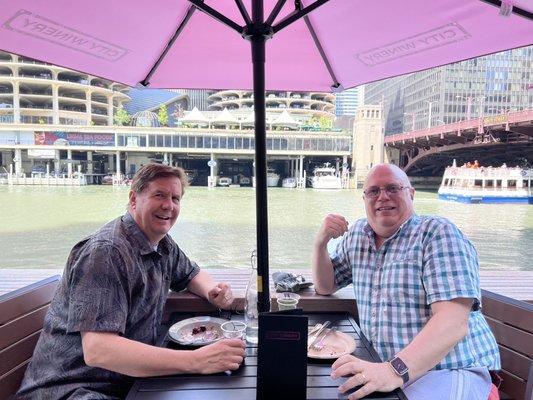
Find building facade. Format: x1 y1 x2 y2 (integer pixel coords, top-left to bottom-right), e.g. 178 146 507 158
207 89 335 124
0 51 130 126
335 86 364 117
365 46 533 135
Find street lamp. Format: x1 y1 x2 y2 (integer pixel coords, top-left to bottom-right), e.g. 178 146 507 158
472 96 486 119
403 112 416 131
456 96 472 120
436 119 446 126
425 100 437 129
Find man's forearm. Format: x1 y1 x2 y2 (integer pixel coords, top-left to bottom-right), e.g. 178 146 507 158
82 332 196 377
395 299 471 381
187 269 216 299
312 241 336 295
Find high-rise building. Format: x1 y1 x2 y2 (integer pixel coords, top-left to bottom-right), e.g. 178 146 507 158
335 86 364 116
365 46 533 135
0 51 130 126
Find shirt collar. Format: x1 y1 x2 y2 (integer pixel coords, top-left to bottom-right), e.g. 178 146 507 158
122 212 172 256
363 213 419 242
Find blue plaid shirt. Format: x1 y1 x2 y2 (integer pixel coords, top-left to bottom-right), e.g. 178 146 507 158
331 214 500 370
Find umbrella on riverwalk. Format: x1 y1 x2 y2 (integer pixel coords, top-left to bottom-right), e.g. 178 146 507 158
1 0 531 312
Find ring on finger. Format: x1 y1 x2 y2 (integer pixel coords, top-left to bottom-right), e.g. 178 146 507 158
359 373 368 384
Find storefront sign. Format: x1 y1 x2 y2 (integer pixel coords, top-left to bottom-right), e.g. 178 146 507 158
34 131 115 146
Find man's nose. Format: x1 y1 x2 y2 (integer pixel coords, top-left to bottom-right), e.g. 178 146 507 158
161 197 173 209
376 188 391 200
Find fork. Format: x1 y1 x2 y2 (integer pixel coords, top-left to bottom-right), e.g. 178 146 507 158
312 326 337 351
308 321 331 350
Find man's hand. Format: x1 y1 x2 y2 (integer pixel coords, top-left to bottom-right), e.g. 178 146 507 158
192 338 246 373
315 213 349 248
331 355 403 400
207 282 234 309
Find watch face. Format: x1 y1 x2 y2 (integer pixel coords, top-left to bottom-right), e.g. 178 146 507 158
390 357 409 375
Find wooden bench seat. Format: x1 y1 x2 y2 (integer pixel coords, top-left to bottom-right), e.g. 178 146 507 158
0 275 60 400
1 273 531 400
482 289 533 400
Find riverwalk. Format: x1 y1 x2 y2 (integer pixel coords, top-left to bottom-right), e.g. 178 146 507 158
1 268 532 303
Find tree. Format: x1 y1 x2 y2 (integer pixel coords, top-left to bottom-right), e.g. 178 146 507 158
158 104 169 127
308 115 333 130
318 115 333 130
114 105 131 126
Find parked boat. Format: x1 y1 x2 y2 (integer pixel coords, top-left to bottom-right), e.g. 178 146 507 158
282 177 296 188
311 163 342 189
267 169 280 187
238 175 251 186
217 176 232 187
102 175 113 185
438 163 533 204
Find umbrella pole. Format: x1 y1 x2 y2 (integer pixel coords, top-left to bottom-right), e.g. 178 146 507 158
251 0 270 313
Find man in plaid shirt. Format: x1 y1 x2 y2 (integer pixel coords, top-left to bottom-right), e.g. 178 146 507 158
312 164 500 400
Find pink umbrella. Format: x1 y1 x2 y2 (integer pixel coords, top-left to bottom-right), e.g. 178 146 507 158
1 0 531 311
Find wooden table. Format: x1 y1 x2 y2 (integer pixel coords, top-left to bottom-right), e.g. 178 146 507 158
126 312 407 400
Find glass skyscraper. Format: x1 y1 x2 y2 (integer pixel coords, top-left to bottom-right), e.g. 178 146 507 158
365 46 533 135
335 86 364 116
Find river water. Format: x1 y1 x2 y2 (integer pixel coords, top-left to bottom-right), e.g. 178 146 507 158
0 185 531 271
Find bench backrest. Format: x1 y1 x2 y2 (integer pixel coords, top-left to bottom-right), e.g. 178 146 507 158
482 289 533 400
0 275 60 399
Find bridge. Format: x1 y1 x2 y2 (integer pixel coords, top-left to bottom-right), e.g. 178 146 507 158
384 109 533 175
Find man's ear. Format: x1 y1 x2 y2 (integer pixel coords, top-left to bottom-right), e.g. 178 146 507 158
128 190 136 209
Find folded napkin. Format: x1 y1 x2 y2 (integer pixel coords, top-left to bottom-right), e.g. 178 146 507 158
272 272 313 293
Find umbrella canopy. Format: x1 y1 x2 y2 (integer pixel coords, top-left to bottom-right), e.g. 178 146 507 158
1 0 531 312
271 109 300 129
178 106 209 125
212 108 240 126
0 1 530 90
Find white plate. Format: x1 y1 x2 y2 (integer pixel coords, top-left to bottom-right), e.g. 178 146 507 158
307 329 356 360
168 316 228 346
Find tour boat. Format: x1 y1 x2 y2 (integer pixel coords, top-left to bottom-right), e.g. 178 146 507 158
438 163 533 204
311 163 342 189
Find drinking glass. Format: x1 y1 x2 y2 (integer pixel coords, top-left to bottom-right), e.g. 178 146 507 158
221 321 247 339
276 292 300 310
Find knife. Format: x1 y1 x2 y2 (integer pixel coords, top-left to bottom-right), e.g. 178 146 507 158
308 320 330 348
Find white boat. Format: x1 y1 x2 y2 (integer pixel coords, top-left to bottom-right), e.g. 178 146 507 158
239 175 251 186
217 176 232 187
311 163 342 189
282 177 296 188
438 162 533 204
267 169 280 187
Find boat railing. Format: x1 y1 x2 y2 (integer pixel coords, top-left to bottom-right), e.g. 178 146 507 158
444 166 531 179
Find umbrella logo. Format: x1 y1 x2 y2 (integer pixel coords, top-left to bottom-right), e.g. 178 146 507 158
356 23 470 66
3 9 130 62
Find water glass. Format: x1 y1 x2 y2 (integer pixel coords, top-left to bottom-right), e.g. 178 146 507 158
221 321 247 340
276 292 300 310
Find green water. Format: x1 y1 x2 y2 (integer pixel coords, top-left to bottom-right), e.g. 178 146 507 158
0 185 532 271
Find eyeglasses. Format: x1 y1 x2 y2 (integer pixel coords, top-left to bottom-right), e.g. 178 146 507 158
363 184 410 198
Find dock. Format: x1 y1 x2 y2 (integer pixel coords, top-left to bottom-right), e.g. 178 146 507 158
1 268 532 303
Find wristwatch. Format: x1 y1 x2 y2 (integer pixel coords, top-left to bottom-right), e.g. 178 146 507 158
388 356 410 384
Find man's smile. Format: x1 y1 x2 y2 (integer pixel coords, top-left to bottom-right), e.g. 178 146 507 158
376 206 396 212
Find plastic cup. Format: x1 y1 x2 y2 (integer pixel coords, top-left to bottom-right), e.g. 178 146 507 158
276 293 300 310
221 321 247 339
